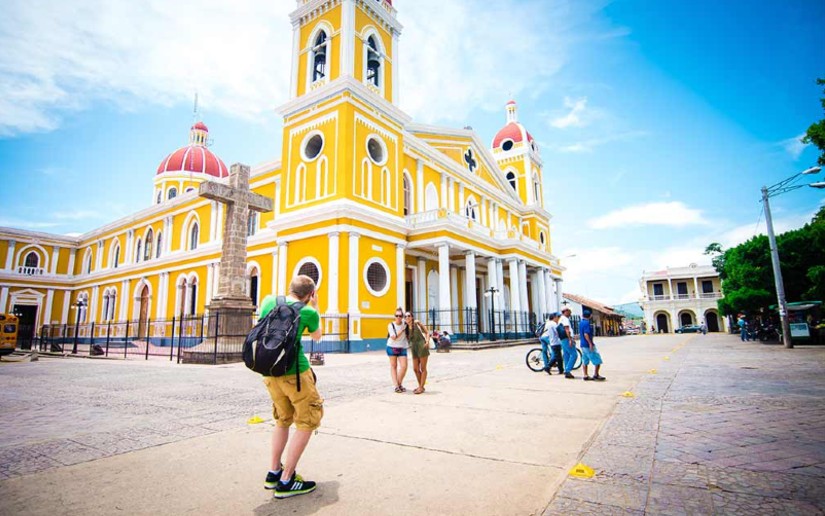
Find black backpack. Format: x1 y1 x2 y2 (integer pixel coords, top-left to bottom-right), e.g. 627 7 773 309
557 323 568 341
243 296 305 389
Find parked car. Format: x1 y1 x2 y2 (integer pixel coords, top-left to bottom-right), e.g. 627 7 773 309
624 327 641 335
675 324 702 334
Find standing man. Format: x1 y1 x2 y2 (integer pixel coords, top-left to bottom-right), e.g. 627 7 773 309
260 275 324 499
546 312 564 375
737 314 749 341
559 307 577 379
579 310 606 381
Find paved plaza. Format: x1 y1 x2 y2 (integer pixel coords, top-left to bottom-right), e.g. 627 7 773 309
0 334 823 515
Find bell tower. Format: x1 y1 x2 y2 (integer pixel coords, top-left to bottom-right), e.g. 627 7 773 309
289 0 401 105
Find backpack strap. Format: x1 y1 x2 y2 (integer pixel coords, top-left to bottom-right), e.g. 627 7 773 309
288 300 305 392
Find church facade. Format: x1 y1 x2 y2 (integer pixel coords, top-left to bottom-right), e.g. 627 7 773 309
0 0 564 351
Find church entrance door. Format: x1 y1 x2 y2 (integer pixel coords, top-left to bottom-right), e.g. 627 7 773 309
138 286 149 338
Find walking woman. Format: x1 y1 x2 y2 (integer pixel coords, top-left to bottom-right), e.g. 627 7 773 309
387 308 409 393
405 312 430 394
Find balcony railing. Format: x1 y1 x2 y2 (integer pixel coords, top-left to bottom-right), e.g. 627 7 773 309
406 209 545 249
17 266 45 276
647 292 723 301
699 292 723 299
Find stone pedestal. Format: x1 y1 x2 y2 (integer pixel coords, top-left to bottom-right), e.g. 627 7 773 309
181 297 256 364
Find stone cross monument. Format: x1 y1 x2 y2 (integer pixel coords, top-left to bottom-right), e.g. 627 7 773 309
190 163 273 363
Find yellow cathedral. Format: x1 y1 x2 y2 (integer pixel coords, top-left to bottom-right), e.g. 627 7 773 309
0 0 564 352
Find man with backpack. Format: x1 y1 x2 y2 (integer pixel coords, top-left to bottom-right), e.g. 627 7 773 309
257 275 323 499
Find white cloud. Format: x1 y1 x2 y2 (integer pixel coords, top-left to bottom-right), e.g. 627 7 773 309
554 130 647 153
560 246 635 282
716 209 817 249
779 133 809 160
53 210 100 221
551 96 588 129
587 201 708 229
0 0 609 136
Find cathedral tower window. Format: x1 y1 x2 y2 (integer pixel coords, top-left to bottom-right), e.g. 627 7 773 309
301 132 324 162
156 232 163 258
144 229 154 261
135 240 142 264
83 248 93 273
403 173 412 216
501 139 514 152
112 243 120 269
156 191 162 204
189 223 199 251
540 231 546 245
168 187 178 200
465 198 478 221
295 258 322 288
365 35 382 88
506 171 517 191
311 31 328 83
24 252 39 269
366 135 386 165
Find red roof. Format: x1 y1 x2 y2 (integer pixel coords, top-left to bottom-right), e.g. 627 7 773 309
492 122 534 149
156 145 228 178
191 121 209 132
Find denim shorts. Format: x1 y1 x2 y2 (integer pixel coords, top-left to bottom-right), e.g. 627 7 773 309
386 346 408 357
581 347 603 366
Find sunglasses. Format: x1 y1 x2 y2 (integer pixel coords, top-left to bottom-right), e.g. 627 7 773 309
395 314 403 317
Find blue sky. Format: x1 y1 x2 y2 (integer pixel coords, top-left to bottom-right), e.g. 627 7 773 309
1 0 823 304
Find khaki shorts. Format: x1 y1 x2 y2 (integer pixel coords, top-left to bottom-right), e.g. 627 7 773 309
263 369 324 431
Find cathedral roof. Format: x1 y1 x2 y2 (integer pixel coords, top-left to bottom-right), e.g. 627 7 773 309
491 100 535 151
156 121 228 178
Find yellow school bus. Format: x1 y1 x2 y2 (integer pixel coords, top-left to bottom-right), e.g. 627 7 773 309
0 314 18 355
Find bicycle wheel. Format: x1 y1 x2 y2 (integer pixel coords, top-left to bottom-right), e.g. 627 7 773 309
525 348 546 372
571 348 583 371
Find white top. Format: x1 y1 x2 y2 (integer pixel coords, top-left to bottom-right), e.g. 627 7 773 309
546 320 561 346
558 315 572 340
387 321 408 348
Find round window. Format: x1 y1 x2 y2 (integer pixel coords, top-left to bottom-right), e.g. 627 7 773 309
364 259 389 296
295 258 322 288
366 135 386 165
302 132 324 161
502 139 514 152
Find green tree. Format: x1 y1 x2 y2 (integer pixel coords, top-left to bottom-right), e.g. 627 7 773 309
802 78 825 166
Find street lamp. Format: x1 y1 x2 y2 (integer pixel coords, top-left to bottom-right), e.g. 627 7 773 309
71 299 86 354
761 165 823 349
484 286 500 341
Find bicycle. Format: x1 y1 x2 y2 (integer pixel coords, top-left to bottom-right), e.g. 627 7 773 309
525 344 582 372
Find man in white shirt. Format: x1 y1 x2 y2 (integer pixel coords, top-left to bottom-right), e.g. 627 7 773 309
559 307 577 379
544 312 564 374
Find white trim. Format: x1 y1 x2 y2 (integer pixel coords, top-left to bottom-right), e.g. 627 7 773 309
293 256 323 289
14 243 49 272
181 211 201 251
364 256 391 297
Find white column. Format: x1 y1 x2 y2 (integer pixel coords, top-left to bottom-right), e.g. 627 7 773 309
440 173 448 210
416 160 425 213
487 258 498 295
481 196 488 227
537 270 547 317
497 259 505 294
668 278 674 300
4 240 16 270
290 19 301 98
328 233 341 313
555 278 564 312
508 259 521 318
417 258 426 312
61 290 71 324
0 287 8 313
341 0 355 78
519 260 529 314
438 244 452 331
50 247 60 274
530 271 541 317
391 31 400 105
124 231 133 265
277 241 288 296
95 241 104 271
348 232 361 339
43 290 54 326
448 178 456 213
464 252 477 310
396 243 405 310
90 286 99 323
157 273 168 319
693 277 700 299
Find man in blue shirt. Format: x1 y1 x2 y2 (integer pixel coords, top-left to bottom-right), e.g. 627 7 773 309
579 310 605 381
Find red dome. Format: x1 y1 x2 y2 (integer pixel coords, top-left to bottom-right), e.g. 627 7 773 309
156 145 228 178
492 122 534 149
191 121 209 132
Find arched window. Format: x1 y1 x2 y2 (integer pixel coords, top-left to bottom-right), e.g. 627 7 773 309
366 35 381 87
189 223 199 251
156 232 162 258
425 183 439 211
24 252 39 269
113 244 120 269
311 31 328 83
506 171 517 191
167 187 177 200
248 268 260 307
144 229 153 261
188 279 198 316
84 249 93 273
156 191 162 204
135 240 142 263
403 174 412 216
101 294 109 323
247 213 258 237
465 199 478 221
108 290 117 320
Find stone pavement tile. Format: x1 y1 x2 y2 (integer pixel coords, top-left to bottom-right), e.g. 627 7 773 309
69 432 150 456
645 482 713 515
0 446 62 477
596 429 658 450
543 496 643 515
651 461 709 490
583 447 654 485
710 491 824 516
29 439 109 466
706 464 825 506
553 478 647 511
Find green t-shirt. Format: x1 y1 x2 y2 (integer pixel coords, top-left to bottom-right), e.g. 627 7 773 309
259 295 319 375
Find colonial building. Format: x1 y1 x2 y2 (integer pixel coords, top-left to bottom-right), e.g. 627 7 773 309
0 0 564 351
639 264 726 333
561 293 623 337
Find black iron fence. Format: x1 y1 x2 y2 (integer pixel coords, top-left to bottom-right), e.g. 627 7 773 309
34 312 351 364
411 308 540 342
